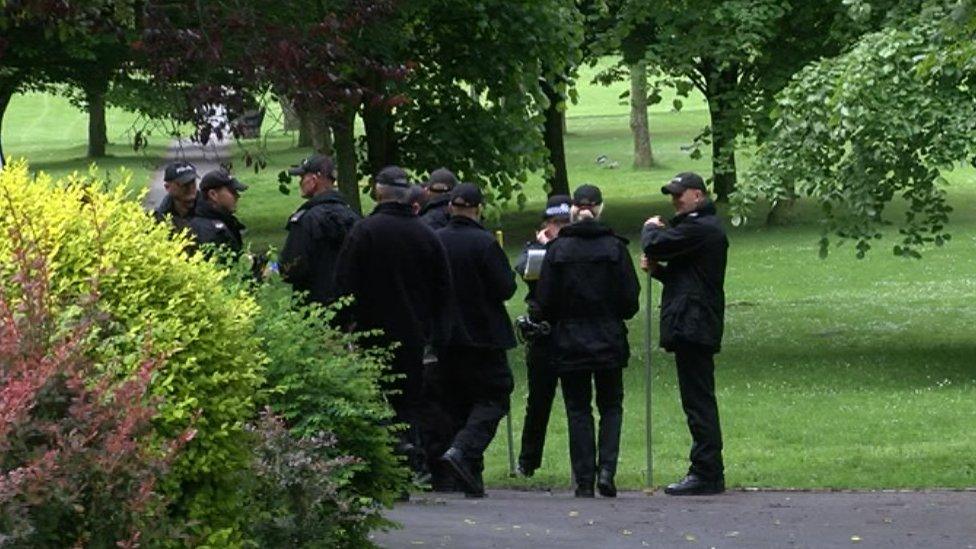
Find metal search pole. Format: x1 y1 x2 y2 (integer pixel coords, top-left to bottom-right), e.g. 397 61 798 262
496 229 517 477
643 270 654 491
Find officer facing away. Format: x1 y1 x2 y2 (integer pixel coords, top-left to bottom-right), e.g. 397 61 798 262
431 183 517 498
419 167 458 229
188 169 248 255
535 184 640 498
334 165 454 480
279 154 361 305
153 161 198 233
641 172 728 496
514 194 572 478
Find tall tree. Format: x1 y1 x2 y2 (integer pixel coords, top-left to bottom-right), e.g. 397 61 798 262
629 61 653 168
612 0 909 201
736 0 975 258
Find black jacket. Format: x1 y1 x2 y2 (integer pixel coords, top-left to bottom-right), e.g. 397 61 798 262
536 219 640 372
279 190 361 305
436 216 517 349
334 201 453 348
188 199 245 255
419 194 451 230
641 201 728 353
153 194 195 234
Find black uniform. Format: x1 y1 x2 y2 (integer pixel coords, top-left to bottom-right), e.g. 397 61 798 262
419 193 451 229
514 241 559 475
641 200 728 483
427 216 516 487
334 201 453 468
188 199 245 255
536 219 640 489
153 194 195 234
279 190 361 305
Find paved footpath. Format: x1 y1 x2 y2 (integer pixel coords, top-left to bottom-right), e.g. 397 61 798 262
371 489 976 548
142 138 228 210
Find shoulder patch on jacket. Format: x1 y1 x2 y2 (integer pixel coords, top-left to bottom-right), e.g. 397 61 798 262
213 220 226 230
289 210 306 223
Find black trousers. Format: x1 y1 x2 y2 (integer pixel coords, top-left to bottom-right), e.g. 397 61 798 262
381 343 426 472
518 339 559 471
428 346 514 472
560 368 624 485
674 343 724 481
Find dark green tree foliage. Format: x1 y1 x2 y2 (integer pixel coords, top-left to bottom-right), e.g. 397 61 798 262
735 0 976 258
609 0 909 201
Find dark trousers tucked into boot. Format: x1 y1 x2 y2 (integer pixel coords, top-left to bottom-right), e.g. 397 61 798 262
518 340 558 473
431 346 514 492
674 343 724 482
560 368 623 488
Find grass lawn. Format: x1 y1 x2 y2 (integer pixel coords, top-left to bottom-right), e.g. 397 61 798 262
4 64 975 491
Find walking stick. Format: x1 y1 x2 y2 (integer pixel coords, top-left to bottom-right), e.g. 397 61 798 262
643 269 654 490
496 230 517 477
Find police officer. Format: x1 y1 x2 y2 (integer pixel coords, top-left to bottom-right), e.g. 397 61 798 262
419 167 458 229
188 169 248 255
153 161 198 233
641 172 728 496
334 165 453 479
536 184 639 498
514 194 572 478
279 154 361 305
430 183 517 497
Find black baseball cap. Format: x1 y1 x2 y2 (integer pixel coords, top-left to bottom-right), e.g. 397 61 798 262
164 162 197 185
661 172 707 195
572 184 603 207
199 170 248 193
374 165 411 188
427 167 458 193
543 194 571 220
288 154 336 179
450 183 483 208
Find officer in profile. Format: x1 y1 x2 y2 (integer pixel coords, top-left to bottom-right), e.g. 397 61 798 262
514 194 572 478
535 184 639 498
279 154 361 305
419 167 458 229
429 183 517 498
153 161 198 233
334 165 453 481
188 169 248 255
642 172 728 496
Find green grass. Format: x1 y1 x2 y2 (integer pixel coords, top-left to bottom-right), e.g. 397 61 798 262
4 63 975 491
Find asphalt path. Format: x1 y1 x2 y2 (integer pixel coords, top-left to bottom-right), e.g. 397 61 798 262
371 489 976 548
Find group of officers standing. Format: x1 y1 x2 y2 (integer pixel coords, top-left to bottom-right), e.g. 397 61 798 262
154 154 729 499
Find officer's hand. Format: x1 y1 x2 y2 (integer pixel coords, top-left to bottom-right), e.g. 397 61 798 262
644 215 665 228
639 254 650 272
536 228 551 244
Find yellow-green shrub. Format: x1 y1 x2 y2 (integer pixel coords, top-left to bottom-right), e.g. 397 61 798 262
0 162 266 544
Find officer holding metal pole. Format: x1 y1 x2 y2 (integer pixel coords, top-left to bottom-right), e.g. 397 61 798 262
642 172 728 496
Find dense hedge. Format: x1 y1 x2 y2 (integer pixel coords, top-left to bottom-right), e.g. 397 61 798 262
0 163 266 544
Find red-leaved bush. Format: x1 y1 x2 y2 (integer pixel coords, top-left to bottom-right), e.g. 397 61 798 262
0 225 193 548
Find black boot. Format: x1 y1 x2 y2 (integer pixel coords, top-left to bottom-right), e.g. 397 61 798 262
574 478 595 498
597 469 616 498
664 473 725 496
440 447 484 497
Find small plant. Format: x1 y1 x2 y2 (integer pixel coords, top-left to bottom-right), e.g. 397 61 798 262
0 226 192 547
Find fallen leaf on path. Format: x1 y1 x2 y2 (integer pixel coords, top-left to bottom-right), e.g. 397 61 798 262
883 518 893 524
684 533 698 542
568 511 579 517
463 519 476 525
851 535 862 543
725 531 740 538
512 525 522 530
622 530 632 535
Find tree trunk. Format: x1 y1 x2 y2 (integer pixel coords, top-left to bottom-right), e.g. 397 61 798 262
629 62 654 169
280 98 300 131
362 101 398 177
332 104 362 215
541 79 569 197
86 85 108 158
297 109 313 147
703 63 740 203
0 87 12 171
